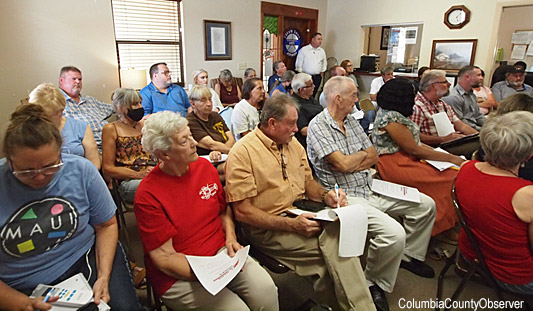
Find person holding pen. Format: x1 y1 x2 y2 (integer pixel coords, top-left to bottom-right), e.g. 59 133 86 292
0 104 141 311
307 76 437 311
371 78 464 240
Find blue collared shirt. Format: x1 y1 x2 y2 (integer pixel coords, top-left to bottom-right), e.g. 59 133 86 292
139 82 191 116
61 90 113 150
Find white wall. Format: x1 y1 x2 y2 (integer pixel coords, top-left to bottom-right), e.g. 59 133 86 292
181 0 327 84
325 0 533 75
0 0 119 153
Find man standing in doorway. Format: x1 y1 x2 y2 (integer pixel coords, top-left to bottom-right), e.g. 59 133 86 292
295 32 327 98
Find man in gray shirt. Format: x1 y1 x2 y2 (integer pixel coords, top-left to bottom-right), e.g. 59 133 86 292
492 65 533 102
442 66 486 130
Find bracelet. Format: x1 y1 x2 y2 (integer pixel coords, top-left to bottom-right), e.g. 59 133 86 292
320 190 329 203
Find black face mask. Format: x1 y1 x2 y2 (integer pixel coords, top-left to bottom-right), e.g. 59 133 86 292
127 107 144 122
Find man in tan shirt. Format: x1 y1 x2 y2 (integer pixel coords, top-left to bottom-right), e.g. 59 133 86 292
225 93 376 311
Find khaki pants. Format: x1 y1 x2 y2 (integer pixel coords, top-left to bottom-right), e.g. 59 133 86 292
246 221 376 311
350 193 436 293
161 255 279 311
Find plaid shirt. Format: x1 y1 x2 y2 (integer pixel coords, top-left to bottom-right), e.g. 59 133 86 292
62 90 113 150
411 92 458 136
307 109 373 199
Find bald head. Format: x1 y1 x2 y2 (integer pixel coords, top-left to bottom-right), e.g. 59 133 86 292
324 76 357 107
329 66 347 78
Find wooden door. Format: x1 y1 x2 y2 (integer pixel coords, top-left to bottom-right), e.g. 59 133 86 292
261 2 318 79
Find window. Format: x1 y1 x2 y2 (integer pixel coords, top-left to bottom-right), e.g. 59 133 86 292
112 0 184 84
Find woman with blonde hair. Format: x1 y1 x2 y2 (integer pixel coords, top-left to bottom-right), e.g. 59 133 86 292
191 69 224 112
102 88 158 203
28 82 100 169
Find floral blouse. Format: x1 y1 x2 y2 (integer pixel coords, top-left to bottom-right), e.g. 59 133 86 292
372 108 421 155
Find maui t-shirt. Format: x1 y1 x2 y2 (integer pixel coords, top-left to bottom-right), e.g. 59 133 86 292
0 154 116 293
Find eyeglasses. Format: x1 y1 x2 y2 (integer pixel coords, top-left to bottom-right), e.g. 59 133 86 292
280 152 288 180
11 160 63 180
159 70 171 76
432 81 450 85
302 84 315 89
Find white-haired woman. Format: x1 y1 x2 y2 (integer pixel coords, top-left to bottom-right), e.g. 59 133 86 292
28 82 100 169
456 111 533 295
102 88 158 203
134 111 278 311
191 69 224 112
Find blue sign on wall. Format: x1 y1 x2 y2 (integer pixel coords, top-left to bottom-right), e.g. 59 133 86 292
283 28 302 57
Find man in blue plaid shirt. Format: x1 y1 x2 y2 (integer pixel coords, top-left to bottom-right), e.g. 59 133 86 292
59 66 113 151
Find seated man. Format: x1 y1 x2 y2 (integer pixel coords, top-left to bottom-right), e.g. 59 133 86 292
492 65 533 102
307 76 436 311
442 66 486 131
231 78 266 140
291 73 323 149
369 66 394 107
59 66 114 150
412 70 479 158
225 94 376 311
319 67 373 134
268 60 287 93
140 62 191 117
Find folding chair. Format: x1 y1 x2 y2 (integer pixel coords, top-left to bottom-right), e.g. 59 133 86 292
435 182 529 311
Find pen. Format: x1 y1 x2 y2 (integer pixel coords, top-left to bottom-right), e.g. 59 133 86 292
335 183 340 208
37 288 54 311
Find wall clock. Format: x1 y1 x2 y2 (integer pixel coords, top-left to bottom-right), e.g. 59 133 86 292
444 5 471 29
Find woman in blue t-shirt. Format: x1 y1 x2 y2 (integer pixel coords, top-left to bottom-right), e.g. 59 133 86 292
0 105 140 311
28 82 100 170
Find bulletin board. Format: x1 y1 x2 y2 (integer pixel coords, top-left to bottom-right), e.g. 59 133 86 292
510 30 533 69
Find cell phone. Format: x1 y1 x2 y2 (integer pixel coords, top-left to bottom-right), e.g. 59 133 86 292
293 199 326 212
78 302 99 311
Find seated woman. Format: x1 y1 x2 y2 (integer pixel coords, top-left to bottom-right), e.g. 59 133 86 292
0 105 140 311
372 78 465 237
134 111 278 311
456 111 533 295
192 69 224 112
102 88 158 203
270 70 295 96
186 86 235 179
214 69 242 107
339 59 359 88
28 82 100 169
476 93 533 181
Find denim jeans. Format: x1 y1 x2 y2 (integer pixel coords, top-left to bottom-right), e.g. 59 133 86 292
53 242 142 311
119 179 142 204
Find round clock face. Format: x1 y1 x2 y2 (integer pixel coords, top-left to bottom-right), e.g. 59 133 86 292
448 9 466 25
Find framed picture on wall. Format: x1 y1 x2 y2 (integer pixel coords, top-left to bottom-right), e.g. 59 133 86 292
204 20 232 60
430 39 477 71
380 26 391 50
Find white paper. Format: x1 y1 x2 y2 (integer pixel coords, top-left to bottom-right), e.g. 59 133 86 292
527 44 533 57
210 27 226 55
371 179 421 203
288 208 338 221
511 45 527 60
186 246 249 296
334 204 368 257
34 273 110 311
432 112 454 137
512 32 530 44
200 154 228 163
425 147 460 171
405 27 418 45
289 204 368 257
351 109 365 120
